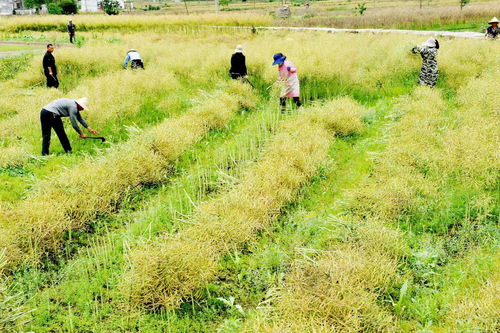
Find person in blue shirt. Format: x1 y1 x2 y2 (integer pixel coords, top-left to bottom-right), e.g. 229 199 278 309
485 17 499 40
123 49 145 70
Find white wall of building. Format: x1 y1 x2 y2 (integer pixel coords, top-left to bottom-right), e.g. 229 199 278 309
79 0 126 12
80 0 99 12
0 0 14 15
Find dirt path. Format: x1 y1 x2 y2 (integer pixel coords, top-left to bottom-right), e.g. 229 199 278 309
0 40 73 59
0 40 74 47
211 25 485 39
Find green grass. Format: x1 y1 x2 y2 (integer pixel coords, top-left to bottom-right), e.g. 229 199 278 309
0 53 33 81
8 94 397 331
1 28 498 332
11 101 280 331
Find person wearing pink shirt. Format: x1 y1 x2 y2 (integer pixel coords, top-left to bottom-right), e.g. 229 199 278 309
272 53 302 113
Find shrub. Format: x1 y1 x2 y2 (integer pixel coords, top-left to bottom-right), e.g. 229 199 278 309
355 2 367 15
47 3 62 14
100 0 120 15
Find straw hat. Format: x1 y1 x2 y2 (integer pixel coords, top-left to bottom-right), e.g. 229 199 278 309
422 37 437 48
489 17 499 24
235 45 243 53
75 97 89 110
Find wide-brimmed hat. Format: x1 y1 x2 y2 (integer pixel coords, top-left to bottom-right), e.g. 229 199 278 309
235 45 243 53
75 97 89 110
489 17 499 24
69 19 73 22
272 53 286 66
422 37 437 48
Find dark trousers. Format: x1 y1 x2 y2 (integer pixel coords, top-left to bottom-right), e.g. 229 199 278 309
69 33 75 43
231 73 244 80
131 59 144 70
46 74 59 88
40 109 72 156
280 97 302 113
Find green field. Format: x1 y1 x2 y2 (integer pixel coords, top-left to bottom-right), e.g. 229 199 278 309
0 13 498 333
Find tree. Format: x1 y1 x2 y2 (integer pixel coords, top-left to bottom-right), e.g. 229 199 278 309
23 0 46 9
47 2 62 14
459 0 470 10
60 0 78 14
100 0 120 15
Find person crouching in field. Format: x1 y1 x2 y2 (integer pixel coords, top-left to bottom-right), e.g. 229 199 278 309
124 49 144 70
485 17 499 39
229 45 247 80
272 53 302 113
40 97 98 156
411 37 439 87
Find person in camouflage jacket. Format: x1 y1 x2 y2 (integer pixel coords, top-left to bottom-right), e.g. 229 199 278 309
411 37 439 87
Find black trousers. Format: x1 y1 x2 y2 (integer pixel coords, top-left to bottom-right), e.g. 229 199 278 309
131 59 144 70
46 74 59 88
40 109 72 156
231 73 244 80
69 33 75 43
280 97 302 112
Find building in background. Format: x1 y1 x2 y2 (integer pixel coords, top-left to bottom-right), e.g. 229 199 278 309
0 0 23 15
1 0 130 15
79 0 127 12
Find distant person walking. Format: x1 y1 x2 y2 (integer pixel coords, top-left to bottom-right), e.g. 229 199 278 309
123 49 144 69
272 53 302 113
40 97 98 156
411 37 439 87
43 43 59 89
67 19 76 44
485 17 499 39
229 45 247 80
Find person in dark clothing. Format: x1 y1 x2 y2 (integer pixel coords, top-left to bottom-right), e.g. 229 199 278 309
67 19 76 44
40 97 99 156
485 17 499 39
229 45 247 80
43 44 59 89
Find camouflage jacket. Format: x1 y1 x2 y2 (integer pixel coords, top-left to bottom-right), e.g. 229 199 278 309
412 46 439 87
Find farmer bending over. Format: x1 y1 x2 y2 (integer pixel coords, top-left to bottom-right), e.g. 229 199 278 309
124 49 144 70
485 17 499 39
229 45 247 80
272 53 302 113
40 97 98 156
411 37 439 87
